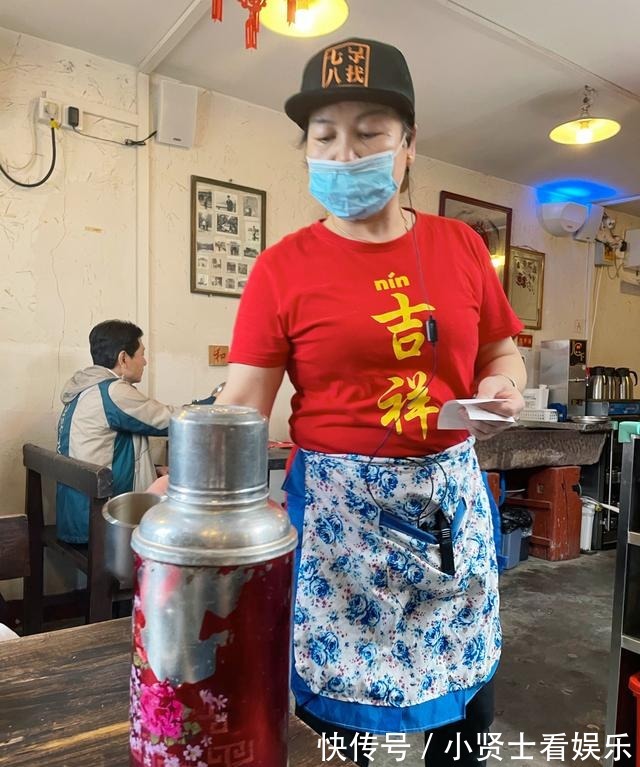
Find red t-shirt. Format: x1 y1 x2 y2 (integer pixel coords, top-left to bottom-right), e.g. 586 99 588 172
229 211 523 457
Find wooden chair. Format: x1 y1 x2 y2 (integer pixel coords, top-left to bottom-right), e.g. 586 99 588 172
0 514 30 637
22 443 115 634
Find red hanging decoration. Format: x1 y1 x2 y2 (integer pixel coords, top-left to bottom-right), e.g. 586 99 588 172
213 0 284 48
238 0 268 49
287 0 298 25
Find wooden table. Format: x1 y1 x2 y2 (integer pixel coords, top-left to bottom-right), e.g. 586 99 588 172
0 619 352 767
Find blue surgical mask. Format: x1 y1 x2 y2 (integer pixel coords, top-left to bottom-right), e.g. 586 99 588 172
306 145 403 221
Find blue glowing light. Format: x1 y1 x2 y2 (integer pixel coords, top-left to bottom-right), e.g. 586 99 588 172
536 179 618 204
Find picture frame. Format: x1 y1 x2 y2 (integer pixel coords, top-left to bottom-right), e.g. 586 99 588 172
507 246 545 330
191 175 266 297
438 191 512 290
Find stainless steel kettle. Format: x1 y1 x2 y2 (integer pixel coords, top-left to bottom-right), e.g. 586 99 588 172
617 367 638 400
588 366 608 400
605 367 620 400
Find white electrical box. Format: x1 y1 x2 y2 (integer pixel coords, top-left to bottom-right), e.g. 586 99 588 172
625 229 640 268
37 96 61 124
594 241 614 267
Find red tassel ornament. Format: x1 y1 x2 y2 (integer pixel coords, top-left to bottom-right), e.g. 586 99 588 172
238 0 268 48
213 0 300 48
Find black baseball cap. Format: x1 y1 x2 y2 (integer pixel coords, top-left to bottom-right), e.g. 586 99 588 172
284 38 415 129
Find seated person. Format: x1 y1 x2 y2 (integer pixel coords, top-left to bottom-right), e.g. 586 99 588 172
56 320 176 544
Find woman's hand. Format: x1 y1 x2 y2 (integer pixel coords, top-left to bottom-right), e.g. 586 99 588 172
147 474 169 495
459 374 525 440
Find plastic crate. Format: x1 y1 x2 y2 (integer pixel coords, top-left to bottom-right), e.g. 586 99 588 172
520 408 559 422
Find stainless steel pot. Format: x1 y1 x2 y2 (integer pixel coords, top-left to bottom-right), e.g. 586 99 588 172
102 491 161 587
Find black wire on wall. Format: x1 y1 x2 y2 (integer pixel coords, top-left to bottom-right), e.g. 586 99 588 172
0 122 57 188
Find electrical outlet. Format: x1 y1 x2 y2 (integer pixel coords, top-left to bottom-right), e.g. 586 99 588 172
61 105 83 131
37 96 61 124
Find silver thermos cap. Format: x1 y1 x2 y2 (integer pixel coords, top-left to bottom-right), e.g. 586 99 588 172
132 405 296 567
169 404 268 506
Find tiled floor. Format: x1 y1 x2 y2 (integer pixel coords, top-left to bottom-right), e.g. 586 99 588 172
367 550 616 766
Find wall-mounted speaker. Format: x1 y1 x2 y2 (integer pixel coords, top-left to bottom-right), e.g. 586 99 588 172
155 80 199 149
574 204 604 242
538 202 587 237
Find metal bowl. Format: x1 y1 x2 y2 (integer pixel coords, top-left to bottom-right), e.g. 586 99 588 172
102 492 161 586
569 415 610 424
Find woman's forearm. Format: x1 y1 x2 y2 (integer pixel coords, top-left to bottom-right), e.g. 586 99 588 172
474 338 527 392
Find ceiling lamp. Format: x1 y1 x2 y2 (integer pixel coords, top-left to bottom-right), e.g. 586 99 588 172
261 0 349 38
211 0 348 48
549 85 621 145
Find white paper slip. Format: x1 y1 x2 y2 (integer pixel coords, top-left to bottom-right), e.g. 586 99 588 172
437 398 515 430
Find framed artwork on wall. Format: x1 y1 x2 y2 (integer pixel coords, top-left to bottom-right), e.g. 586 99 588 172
438 191 512 290
191 175 266 297
507 246 545 330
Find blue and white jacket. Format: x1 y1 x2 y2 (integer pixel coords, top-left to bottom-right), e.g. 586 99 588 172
56 366 175 543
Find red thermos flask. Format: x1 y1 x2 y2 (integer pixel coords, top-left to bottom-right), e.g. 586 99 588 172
129 406 297 767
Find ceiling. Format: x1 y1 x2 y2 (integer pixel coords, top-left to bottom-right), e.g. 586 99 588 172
2 0 640 214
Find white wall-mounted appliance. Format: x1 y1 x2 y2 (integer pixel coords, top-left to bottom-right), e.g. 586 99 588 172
538 202 588 237
574 204 604 242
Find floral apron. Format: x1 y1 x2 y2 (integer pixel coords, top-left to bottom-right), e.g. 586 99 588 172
284 438 501 734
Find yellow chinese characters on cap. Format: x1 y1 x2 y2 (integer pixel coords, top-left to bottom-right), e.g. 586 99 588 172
322 42 370 89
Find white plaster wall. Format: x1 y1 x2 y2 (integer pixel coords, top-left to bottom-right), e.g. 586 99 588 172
0 29 139 593
148 86 322 438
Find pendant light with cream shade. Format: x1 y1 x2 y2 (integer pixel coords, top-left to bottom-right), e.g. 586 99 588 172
261 0 349 38
210 0 349 48
549 85 621 145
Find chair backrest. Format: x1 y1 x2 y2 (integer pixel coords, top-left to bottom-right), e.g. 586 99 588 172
22 443 115 629
0 515 29 581
0 514 29 637
23 443 113 499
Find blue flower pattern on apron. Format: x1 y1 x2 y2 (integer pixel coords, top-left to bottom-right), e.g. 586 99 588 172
288 438 501 724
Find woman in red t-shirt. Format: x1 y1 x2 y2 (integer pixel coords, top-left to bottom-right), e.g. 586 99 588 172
210 38 525 767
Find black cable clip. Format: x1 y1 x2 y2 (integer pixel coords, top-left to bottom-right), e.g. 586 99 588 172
425 315 438 343
436 509 455 576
